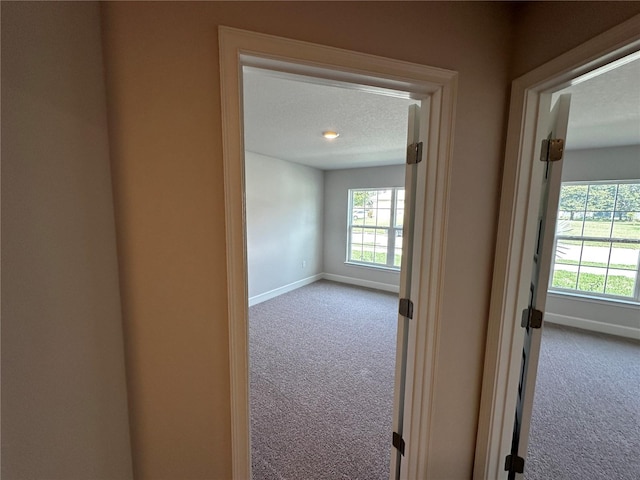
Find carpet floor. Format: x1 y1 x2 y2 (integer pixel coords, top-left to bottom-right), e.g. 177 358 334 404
525 323 640 480
249 280 398 480
249 282 639 479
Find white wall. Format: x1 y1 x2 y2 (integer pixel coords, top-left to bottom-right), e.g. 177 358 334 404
1 2 133 478
547 144 640 338
245 152 324 303
323 165 405 290
562 145 640 182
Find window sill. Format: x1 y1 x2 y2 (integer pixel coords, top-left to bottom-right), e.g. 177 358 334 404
547 289 640 308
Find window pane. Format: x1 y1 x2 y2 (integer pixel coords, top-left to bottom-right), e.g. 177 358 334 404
350 248 364 262
348 187 404 269
556 219 582 236
373 249 387 265
582 218 612 237
373 189 392 227
395 189 405 228
351 190 376 227
362 227 376 247
349 227 365 262
616 184 640 211
350 227 364 243
394 228 403 267
352 208 366 225
551 264 578 290
604 269 636 297
352 190 370 207
586 184 616 211
349 226 390 265
559 184 588 212
609 243 639 271
580 240 611 268
369 228 387 265
577 266 607 293
373 228 389 248
612 212 640 240
376 209 391 227
551 182 640 300
395 208 404 228
554 239 581 266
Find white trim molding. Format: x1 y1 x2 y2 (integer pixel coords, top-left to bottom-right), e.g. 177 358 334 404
248 274 324 307
249 273 398 307
545 291 640 340
545 313 640 340
322 273 399 293
219 26 457 480
474 14 640 480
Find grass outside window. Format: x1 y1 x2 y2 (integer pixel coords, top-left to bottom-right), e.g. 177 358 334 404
348 188 404 270
550 181 640 302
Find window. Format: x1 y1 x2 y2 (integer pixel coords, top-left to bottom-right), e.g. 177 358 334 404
550 181 640 301
347 188 405 270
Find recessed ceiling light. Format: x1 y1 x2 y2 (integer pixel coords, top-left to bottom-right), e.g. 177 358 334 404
322 131 340 139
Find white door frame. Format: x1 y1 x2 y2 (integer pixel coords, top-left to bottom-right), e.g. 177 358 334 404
218 26 457 479
474 14 640 480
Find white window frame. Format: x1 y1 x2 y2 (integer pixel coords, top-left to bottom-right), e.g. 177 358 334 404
346 187 404 270
549 179 640 303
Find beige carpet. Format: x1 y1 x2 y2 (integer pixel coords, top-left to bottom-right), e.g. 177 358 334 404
249 280 398 480
525 323 640 479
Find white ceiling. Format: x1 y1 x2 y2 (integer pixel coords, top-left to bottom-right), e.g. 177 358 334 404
559 56 640 150
242 57 640 170
242 68 417 170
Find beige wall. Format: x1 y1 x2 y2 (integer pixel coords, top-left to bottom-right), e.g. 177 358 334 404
1 2 133 478
512 1 640 77
101 2 513 478
2 1 632 479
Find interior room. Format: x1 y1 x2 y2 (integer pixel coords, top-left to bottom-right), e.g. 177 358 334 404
242 68 418 478
243 67 418 302
2 2 640 479
525 56 640 479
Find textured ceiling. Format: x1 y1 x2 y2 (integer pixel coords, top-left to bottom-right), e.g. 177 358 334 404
558 56 640 151
242 68 418 170
243 57 639 170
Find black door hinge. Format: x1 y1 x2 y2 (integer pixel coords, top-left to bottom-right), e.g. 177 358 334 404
505 454 525 474
521 307 543 329
399 298 413 319
392 431 405 456
406 142 423 164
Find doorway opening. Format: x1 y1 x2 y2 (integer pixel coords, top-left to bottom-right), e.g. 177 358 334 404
242 66 419 479
474 16 640 480
525 55 640 480
219 26 457 479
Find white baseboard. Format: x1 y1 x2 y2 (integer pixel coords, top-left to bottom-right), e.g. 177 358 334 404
248 274 323 307
545 313 640 340
321 273 399 294
249 272 400 307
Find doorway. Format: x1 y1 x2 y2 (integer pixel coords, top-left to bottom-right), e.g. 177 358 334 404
242 66 418 479
525 56 640 479
219 26 457 479
474 17 640 480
